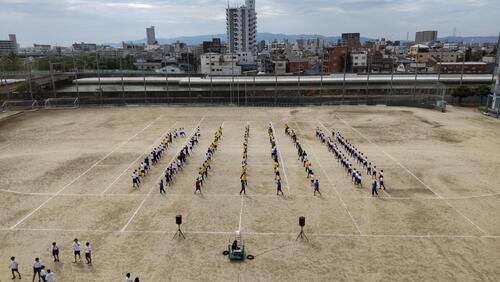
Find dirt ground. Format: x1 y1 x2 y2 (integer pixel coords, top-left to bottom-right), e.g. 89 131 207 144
0 105 499 281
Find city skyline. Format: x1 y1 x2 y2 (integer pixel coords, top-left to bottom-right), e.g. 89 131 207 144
1 0 499 46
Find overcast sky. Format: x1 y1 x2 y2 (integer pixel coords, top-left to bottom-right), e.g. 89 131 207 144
1 0 499 46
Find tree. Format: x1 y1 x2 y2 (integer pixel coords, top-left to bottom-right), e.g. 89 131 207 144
451 85 474 106
16 81 43 100
474 85 492 106
0 52 23 71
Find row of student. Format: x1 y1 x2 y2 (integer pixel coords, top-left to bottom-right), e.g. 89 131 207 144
240 125 250 195
268 124 284 196
317 128 364 187
328 127 384 182
195 125 223 194
329 128 386 191
159 127 201 194
316 128 386 196
132 128 184 188
9 239 91 281
285 124 321 196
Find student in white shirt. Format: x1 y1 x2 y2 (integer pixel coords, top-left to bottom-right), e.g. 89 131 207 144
9 256 21 280
46 269 55 282
32 257 42 282
85 242 92 264
72 238 81 263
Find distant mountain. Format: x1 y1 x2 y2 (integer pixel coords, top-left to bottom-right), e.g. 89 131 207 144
104 33 499 47
105 32 372 47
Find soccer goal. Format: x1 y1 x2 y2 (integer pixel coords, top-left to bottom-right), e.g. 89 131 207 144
0 100 40 112
44 97 80 110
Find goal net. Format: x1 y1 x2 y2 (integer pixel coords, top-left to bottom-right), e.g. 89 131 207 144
0 100 39 112
44 97 80 109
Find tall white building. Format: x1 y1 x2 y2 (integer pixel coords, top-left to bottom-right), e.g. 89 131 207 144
226 0 257 55
146 26 157 45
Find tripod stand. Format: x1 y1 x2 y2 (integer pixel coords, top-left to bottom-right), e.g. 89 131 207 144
173 224 185 239
296 226 308 241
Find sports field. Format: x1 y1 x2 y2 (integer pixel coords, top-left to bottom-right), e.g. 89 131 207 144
0 106 499 281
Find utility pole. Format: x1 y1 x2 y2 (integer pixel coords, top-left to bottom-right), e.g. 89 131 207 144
71 49 80 100
342 47 347 105
119 55 125 103
48 55 56 98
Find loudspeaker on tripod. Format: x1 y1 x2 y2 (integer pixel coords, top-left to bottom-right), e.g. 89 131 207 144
299 216 305 227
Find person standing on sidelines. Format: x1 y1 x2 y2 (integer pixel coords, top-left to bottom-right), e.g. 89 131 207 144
32 257 42 282
9 256 21 280
85 242 92 265
371 180 378 196
51 242 60 262
46 269 55 282
72 238 81 263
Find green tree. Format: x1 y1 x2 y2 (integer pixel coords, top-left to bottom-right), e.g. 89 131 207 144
451 85 474 106
15 81 43 100
475 84 492 106
1 52 23 71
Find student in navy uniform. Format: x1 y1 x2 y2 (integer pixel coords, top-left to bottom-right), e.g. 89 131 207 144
276 179 284 196
313 179 321 196
371 180 378 196
240 179 246 195
159 180 166 195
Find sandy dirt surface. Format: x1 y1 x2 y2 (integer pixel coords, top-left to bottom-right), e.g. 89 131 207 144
0 105 499 281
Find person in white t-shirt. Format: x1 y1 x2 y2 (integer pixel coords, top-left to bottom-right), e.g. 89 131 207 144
125 273 133 282
85 242 92 264
72 238 81 263
9 256 21 280
46 269 55 282
32 257 42 282
40 265 47 282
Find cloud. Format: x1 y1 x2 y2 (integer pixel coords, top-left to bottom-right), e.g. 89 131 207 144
0 0 498 46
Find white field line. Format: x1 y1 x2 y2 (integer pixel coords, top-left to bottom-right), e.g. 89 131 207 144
293 122 363 235
9 115 164 230
3 189 496 201
120 116 205 233
1 227 498 239
318 121 391 198
0 190 439 200
100 121 179 195
238 195 244 231
270 122 291 194
327 114 488 235
238 121 249 231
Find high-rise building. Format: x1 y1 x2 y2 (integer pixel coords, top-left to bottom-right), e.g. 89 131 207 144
341 33 361 49
0 34 18 55
226 0 257 55
415 31 438 44
146 26 157 45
